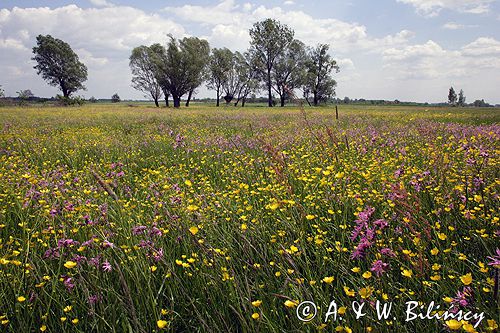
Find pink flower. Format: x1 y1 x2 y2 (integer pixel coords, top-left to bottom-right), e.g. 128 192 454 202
102 260 112 272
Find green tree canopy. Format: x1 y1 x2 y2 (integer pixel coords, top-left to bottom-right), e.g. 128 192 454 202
130 45 163 107
32 35 88 98
249 19 294 107
303 44 339 106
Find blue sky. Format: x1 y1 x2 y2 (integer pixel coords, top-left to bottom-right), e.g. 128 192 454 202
1 0 499 103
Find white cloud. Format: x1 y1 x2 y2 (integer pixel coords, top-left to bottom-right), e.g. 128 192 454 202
382 37 500 79
461 37 500 56
165 1 412 55
89 0 115 8
283 0 295 5
443 22 465 29
0 37 28 51
397 0 494 16
0 4 185 98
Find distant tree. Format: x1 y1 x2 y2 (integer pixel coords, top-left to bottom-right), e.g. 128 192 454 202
111 93 120 103
303 44 339 106
17 89 34 99
343 97 351 104
473 99 489 107
272 39 308 106
181 37 210 107
249 19 294 107
234 52 260 107
32 35 87 98
448 87 457 106
458 89 466 106
0 85 4 98
221 51 246 105
88 96 97 103
130 45 163 107
206 48 233 107
154 36 210 108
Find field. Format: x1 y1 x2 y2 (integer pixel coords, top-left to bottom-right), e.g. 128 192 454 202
0 103 499 332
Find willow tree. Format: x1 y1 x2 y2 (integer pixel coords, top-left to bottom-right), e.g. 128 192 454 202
32 35 87 98
129 45 163 107
249 19 294 107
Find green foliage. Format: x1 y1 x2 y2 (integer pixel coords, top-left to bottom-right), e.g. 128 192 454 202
111 93 121 103
458 89 466 107
249 18 294 107
32 35 88 98
154 36 210 108
448 86 457 106
56 94 85 106
0 85 4 98
272 39 308 106
206 48 233 106
303 44 339 106
130 45 163 107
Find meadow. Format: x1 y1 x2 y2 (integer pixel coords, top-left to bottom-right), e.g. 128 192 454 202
0 103 499 332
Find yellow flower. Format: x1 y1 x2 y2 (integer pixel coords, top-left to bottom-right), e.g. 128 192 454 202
335 172 344 179
284 300 298 308
343 286 355 297
351 267 360 273
487 319 498 330
64 261 77 269
322 276 334 284
362 271 372 279
445 319 462 330
305 214 315 220
184 180 192 187
338 307 347 315
402 269 413 278
251 313 260 319
251 300 262 307
462 323 476 332
40 325 47 332
157 320 168 329
430 248 439 255
359 287 373 299
240 223 247 231
150 265 157 272
189 226 199 235
63 305 72 313
71 318 79 325
187 205 199 212
269 202 279 210
60 317 67 322
17 296 26 302
460 273 472 286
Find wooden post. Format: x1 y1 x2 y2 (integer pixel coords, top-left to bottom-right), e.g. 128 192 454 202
335 105 339 120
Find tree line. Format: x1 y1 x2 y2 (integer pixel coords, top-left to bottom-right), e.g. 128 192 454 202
129 18 339 107
29 18 339 108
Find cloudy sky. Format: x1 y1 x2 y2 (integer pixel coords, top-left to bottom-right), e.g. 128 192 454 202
1 0 499 103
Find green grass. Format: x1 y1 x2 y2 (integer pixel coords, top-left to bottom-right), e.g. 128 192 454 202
0 104 499 332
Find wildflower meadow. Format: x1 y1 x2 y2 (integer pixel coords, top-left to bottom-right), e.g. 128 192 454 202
0 104 499 332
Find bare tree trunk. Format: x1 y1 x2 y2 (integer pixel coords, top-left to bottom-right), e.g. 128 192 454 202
280 95 285 107
154 98 159 107
185 89 193 107
165 95 169 107
267 69 273 107
242 98 246 107
173 96 181 108
216 87 220 107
